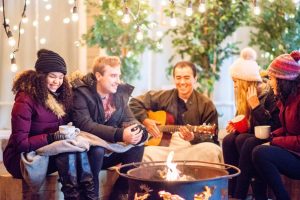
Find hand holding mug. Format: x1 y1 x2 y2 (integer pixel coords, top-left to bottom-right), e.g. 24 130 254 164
229 115 249 133
59 125 80 139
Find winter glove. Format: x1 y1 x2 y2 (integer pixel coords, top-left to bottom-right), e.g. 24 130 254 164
47 131 66 144
133 124 149 145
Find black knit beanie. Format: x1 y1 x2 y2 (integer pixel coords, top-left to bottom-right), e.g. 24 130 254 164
34 49 67 75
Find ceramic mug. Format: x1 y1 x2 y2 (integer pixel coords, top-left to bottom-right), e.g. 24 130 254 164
59 125 80 139
254 125 271 139
230 115 249 133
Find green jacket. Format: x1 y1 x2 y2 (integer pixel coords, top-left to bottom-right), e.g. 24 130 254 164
129 89 219 144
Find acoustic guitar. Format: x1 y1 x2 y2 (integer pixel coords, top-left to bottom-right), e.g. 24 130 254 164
145 110 216 146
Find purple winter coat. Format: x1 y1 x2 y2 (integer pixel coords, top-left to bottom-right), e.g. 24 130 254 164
3 92 65 178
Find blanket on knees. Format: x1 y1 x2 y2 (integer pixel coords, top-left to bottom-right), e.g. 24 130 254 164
20 131 141 192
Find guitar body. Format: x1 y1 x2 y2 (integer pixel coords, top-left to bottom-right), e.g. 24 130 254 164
145 110 174 146
145 110 216 147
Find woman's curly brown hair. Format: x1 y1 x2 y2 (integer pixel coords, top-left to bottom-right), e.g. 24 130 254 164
12 70 73 112
276 76 300 104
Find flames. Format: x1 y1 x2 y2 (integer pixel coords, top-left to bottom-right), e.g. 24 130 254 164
134 151 216 200
166 151 180 181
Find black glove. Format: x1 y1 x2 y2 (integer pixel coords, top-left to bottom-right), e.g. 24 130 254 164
132 125 148 145
47 131 66 143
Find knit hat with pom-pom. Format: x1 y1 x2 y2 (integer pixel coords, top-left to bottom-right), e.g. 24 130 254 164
268 50 300 80
230 47 262 82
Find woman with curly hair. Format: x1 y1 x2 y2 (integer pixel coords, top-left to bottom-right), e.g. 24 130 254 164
222 47 281 199
253 51 300 200
3 49 97 199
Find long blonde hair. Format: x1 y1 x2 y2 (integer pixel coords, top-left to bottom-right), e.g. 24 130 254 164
234 79 258 119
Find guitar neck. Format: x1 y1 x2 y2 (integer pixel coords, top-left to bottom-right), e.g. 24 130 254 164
158 125 196 133
158 124 216 135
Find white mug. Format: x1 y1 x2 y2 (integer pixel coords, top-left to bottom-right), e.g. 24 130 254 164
59 125 80 139
254 125 271 139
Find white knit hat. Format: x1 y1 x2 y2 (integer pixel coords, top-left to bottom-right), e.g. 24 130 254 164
230 47 262 82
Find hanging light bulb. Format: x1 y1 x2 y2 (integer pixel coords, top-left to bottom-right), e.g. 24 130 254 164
122 7 131 24
253 0 260 15
72 5 79 22
22 14 28 23
161 0 167 6
7 30 16 47
32 20 38 27
198 0 206 13
170 12 177 27
10 53 18 72
44 15 50 21
25 0 31 5
185 1 193 16
136 26 143 41
45 3 52 10
254 6 260 15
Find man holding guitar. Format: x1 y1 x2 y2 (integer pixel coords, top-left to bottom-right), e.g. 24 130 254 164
129 61 223 163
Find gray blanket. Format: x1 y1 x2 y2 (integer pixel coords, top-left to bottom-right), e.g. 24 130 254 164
20 131 141 191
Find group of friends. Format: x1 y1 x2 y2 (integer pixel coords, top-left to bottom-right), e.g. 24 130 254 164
2 47 300 200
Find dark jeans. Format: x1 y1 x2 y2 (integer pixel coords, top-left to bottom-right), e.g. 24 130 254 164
222 133 253 196
253 145 300 200
234 136 268 200
87 145 144 196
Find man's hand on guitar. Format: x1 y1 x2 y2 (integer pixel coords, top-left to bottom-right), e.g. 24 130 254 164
179 126 194 141
142 118 161 138
123 124 143 144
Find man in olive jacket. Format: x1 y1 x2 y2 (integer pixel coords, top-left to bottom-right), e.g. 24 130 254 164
129 61 223 163
71 56 147 200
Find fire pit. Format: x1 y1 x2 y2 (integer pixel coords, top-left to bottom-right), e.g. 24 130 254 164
117 160 240 200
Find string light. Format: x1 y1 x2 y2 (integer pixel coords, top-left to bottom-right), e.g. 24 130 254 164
198 0 206 13
253 0 260 15
63 17 71 24
40 38 46 44
45 3 52 10
185 1 193 17
161 0 167 6
20 28 25 34
170 12 177 27
2 0 27 71
32 20 38 27
136 26 143 40
10 53 18 72
71 0 79 22
7 30 16 46
22 13 28 23
122 7 131 24
44 15 50 21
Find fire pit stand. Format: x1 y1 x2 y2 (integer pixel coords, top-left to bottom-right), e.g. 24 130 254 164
117 160 240 200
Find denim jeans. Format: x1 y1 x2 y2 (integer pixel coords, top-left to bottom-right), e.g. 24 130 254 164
253 145 300 200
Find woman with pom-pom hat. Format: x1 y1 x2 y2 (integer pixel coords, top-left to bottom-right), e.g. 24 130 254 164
252 51 300 200
222 47 281 199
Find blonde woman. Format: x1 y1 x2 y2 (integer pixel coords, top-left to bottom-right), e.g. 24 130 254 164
222 47 281 199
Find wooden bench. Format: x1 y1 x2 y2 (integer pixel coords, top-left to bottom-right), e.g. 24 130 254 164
0 162 119 200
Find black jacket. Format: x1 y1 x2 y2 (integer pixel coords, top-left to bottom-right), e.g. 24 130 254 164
71 73 139 143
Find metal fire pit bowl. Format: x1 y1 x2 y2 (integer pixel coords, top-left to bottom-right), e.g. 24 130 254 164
117 160 240 200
